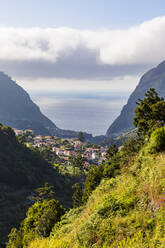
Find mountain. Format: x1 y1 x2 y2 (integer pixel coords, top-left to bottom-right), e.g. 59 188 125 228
0 71 59 135
107 61 165 137
0 72 93 139
0 124 76 246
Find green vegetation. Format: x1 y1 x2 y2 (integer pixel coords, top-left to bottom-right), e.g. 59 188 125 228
133 88 165 137
28 135 165 247
105 144 118 159
0 124 76 246
72 183 83 208
7 185 65 248
148 126 165 153
82 152 120 204
72 154 85 175
77 132 85 142
5 89 165 247
39 147 58 163
0 124 55 187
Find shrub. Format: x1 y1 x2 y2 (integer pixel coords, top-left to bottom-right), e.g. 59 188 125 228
103 155 120 178
82 165 104 203
120 137 142 166
7 199 65 247
98 195 125 218
72 183 83 208
82 155 121 204
105 144 118 160
148 127 165 153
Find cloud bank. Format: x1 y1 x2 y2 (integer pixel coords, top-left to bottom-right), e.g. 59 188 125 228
1 16 165 79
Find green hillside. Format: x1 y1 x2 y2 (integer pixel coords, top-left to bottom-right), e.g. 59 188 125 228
4 89 165 248
6 88 165 248
28 135 165 248
0 124 75 246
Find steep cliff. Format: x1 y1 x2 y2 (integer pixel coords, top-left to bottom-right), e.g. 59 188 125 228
0 72 58 135
107 61 165 136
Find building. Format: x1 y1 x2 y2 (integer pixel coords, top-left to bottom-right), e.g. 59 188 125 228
24 129 34 134
13 128 23 135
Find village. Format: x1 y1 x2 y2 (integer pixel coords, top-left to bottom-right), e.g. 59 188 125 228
13 128 107 168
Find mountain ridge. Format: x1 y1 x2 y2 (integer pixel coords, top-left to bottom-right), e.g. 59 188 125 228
106 60 165 137
0 72 93 140
0 71 57 135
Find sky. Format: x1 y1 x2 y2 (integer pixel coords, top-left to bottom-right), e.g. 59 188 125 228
0 0 165 135
1 0 165 28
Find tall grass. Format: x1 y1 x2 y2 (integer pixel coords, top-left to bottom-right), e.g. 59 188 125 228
29 146 165 248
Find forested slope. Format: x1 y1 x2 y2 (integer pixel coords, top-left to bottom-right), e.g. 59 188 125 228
0 124 74 246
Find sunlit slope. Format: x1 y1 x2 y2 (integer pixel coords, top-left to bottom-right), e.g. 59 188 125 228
30 146 165 248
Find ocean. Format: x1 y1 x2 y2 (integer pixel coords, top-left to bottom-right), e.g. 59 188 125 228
31 92 129 136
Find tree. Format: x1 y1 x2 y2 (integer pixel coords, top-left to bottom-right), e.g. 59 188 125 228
7 199 65 247
82 165 104 203
103 154 120 178
37 182 55 200
17 134 26 144
72 183 83 208
7 228 22 248
120 137 142 166
106 144 118 160
133 88 164 137
39 147 56 163
29 183 56 203
77 132 85 142
72 154 85 175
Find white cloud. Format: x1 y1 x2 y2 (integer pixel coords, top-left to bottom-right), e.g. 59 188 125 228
0 16 165 66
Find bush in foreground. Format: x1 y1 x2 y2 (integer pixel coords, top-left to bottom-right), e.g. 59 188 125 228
148 126 165 153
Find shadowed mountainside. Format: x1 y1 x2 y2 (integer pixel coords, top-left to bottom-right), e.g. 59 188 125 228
0 124 76 246
0 72 58 135
107 61 165 136
0 72 93 139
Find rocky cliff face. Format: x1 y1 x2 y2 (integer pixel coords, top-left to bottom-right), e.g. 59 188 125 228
107 61 165 137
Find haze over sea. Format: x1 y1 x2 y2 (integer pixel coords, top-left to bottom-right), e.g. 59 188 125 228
29 92 132 137
15 75 142 136
32 93 128 136
16 76 140 136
